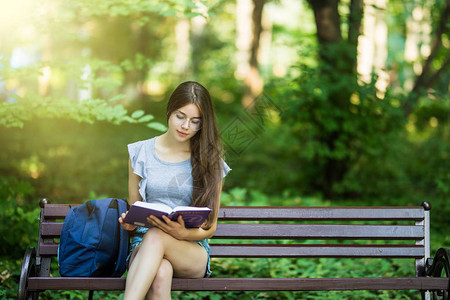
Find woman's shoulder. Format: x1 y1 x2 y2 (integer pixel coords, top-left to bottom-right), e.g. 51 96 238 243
127 137 157 160
128 137 156 148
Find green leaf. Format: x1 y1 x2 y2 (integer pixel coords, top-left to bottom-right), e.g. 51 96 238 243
131 110 145 119
138 115 154 123
146 122 167 132
109 94 126 102
122 116 136 123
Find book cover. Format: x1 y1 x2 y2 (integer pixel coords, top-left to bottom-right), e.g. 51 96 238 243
123 201 211 229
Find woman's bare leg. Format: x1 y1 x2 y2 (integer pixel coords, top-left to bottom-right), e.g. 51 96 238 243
124 228 207 300
145 259 173 300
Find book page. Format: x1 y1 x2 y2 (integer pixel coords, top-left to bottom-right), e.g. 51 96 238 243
172 206 211 212
132 201 172 214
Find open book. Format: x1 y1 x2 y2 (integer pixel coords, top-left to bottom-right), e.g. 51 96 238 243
123 201 211 229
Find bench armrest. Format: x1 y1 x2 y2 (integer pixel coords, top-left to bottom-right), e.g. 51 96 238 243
18 247 37 300
426 248 450 278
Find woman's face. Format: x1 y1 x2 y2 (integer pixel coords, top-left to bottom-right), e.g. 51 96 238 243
168 103 202 142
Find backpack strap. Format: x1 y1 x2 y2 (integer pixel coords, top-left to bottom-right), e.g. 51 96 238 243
112 198 129 277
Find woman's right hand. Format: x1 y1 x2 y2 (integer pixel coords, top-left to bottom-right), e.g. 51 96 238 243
119 211 138 232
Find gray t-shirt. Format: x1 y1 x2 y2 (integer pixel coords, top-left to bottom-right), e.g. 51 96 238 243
128 137 231 208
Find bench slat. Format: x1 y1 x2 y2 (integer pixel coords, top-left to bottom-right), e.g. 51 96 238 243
27 277 449 291
174 277 450 291
214 224 424 240
40 223 63 238
38 243 424 258
40 223 424 240
209 244 425 258
42 205 425 221
43 204 76 218
219 207 425 221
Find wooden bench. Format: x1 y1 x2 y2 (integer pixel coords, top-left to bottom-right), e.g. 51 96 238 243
18 199 449 299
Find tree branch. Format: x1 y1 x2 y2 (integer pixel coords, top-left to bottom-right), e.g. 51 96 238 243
412 0 450 94
404 0 450 115
426 53 450 88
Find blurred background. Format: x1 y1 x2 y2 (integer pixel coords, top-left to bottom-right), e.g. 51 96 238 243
1 0 449 298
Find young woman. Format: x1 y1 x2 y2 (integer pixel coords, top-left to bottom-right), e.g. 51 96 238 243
119 81 231 300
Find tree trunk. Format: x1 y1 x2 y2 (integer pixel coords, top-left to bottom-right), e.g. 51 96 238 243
307 0 364 198
243 0 265 107
308 0 341 45
174 18 191 75
236 0 265 107
349 0 364 74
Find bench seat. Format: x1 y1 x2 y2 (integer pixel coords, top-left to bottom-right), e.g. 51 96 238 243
18 200 450 300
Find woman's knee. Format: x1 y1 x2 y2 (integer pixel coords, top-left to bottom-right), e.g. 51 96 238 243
142 228 173 249
142 228 166 245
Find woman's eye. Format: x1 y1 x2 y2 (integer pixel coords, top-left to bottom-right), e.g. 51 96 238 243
175 114 185 120
192 119 201 125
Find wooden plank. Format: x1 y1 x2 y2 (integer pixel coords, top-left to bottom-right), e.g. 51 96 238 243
28 277 125 291
171 277 450 291
39 223 424 240
40 223 424 240
209 244 425 258
43 205 425 221
40 223 63 238
43 204 76 218
38 243 57 256
39 243 425 258
27 277 449 292
218 207 424 221
213 224 424 240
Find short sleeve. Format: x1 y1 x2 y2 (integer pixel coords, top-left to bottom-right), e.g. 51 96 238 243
127 140 148 201
222 160 231 178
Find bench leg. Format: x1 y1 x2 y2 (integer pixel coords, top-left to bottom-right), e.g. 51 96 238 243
421 291 431 300
18 247 38 300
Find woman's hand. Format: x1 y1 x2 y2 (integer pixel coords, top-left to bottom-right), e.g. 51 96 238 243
147 214 189 240
119 212 138 232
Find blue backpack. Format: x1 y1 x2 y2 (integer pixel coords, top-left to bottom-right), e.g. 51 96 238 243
58 198 129 277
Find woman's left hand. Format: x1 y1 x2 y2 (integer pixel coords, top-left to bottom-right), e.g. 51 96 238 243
147 214 188 240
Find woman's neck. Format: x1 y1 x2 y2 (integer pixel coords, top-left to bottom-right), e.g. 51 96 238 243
157 132 190 153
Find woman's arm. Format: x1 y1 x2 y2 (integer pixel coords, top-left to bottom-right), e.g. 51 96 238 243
119 159 143 231
128 159 143 205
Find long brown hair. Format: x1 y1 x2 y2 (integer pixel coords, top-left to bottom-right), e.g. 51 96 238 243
166 81 223 229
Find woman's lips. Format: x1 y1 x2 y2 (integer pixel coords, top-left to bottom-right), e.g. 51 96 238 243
177 130 188 137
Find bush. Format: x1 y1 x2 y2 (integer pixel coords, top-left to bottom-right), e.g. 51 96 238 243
0 177 39 258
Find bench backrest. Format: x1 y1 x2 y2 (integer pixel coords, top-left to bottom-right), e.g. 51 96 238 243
36 201 431 278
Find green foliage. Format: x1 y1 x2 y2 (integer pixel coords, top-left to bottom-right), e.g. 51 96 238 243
0 119 156 203
71 0 218 20
0 178 40 300
0 94 166 130
0 259 23 299
229 67 409 199
0 54 166 129
281 54 406 197
0 177 39 258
